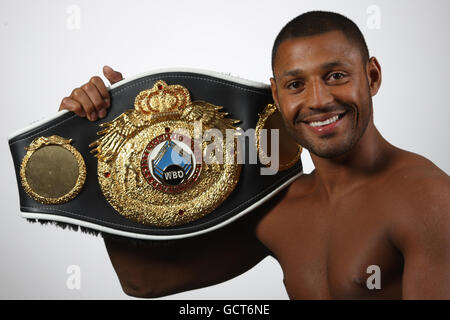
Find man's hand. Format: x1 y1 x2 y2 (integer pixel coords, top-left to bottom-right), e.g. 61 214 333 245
59 65 123 121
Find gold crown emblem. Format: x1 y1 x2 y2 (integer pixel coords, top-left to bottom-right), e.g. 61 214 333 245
134 80 190 114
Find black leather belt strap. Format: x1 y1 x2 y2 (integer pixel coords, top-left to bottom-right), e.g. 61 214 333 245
9 69 302 240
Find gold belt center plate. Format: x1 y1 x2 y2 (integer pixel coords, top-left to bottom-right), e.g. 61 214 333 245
91 81 241 227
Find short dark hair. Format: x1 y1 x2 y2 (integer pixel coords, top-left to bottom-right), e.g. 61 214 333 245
271 11 370 74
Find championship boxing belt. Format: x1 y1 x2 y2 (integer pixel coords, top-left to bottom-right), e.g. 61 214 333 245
8 69 302 240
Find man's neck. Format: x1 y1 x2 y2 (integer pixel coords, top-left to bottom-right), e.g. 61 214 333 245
309 123 394 199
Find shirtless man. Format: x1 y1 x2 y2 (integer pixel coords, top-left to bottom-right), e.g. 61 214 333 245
59 11 450 299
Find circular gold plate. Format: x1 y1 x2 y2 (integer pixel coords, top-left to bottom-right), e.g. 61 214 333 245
20 136 86 204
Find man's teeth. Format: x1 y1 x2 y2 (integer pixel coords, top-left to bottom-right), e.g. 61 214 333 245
308 115 339 127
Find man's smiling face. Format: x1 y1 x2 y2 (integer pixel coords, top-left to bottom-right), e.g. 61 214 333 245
271 30 378 159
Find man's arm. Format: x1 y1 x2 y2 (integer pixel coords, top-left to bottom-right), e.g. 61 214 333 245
104 212 269 298
103 188 286 298
390 170 450 299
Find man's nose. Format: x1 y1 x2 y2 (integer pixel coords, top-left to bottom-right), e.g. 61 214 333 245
304 78 334 110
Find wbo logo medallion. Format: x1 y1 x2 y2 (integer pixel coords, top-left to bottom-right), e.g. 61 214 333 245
142 132 201 193
90 80 241 227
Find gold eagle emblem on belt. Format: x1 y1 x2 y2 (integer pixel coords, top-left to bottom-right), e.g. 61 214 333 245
89 81 241 227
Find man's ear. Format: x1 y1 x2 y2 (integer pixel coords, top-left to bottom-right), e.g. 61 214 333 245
270 77 280 109
366 57 382 97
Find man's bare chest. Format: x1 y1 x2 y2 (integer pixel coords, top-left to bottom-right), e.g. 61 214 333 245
256 193 404 299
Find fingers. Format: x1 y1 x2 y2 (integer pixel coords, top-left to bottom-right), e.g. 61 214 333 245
59 73 114 121
103 65 123 85
81 80 109 116
71 87 98 121
59 97 85 117
90 76 110 108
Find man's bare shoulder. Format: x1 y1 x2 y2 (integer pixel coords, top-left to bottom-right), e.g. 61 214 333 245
384 148 449 197
383 148 450 249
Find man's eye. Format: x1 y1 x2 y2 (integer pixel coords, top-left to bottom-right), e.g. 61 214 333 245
328 72 346 81
287 81 303 90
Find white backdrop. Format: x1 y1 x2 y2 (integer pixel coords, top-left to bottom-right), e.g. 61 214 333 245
1 0 449 299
